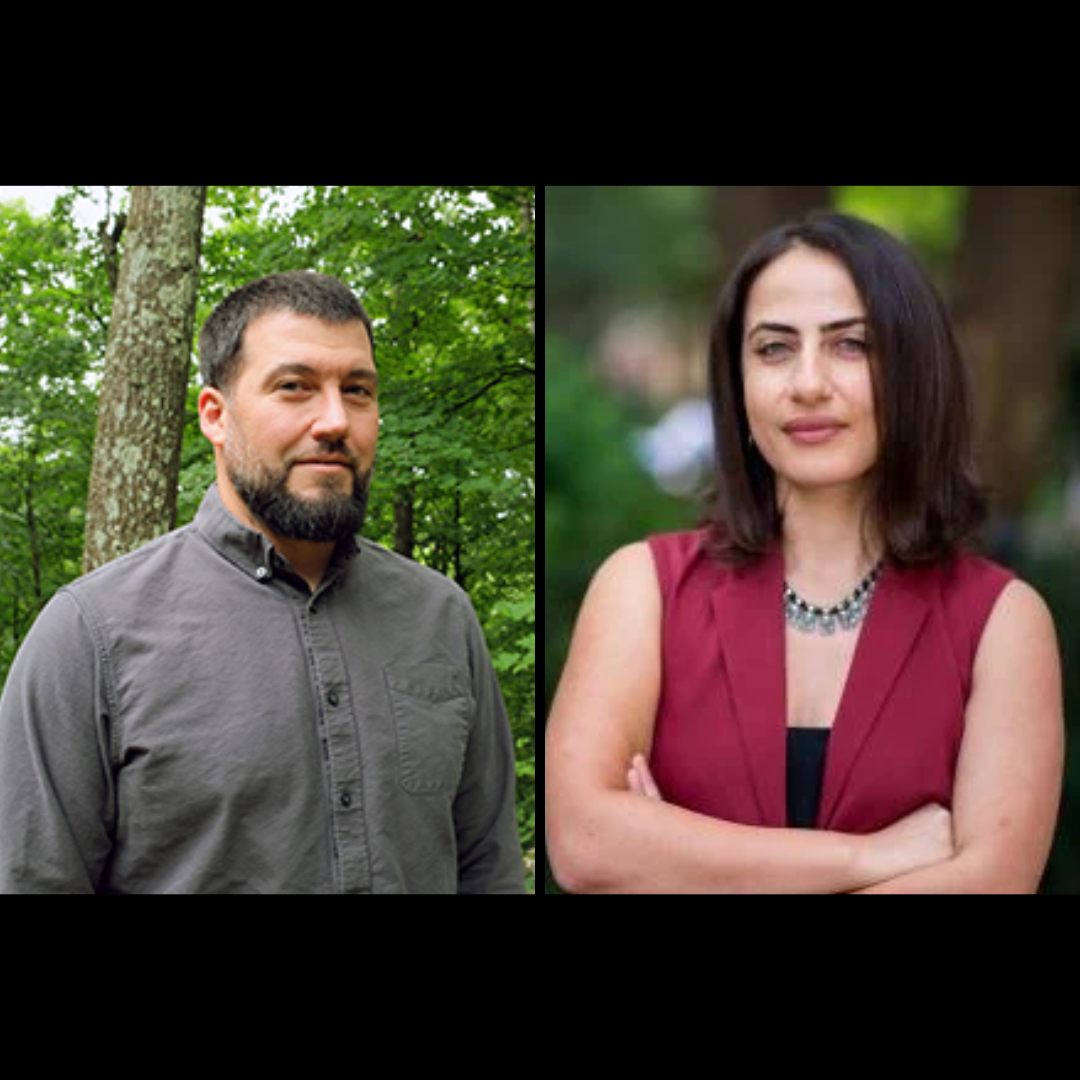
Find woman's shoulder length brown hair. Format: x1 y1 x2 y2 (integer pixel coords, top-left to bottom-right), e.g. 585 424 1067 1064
704 210 988 568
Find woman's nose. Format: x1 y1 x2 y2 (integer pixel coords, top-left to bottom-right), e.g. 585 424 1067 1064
789 348 831 401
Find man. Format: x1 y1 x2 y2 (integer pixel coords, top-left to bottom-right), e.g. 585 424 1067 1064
0 271 526 894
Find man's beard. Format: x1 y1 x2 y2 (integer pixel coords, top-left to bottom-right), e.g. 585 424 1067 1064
226 432 373 544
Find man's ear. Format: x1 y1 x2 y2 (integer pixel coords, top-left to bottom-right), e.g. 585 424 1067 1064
199 387 229 450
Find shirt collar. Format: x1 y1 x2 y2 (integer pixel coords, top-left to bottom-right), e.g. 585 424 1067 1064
195 483 278 582
194 482 359 589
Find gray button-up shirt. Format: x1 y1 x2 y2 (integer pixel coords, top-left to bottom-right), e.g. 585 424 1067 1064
0 485 525 894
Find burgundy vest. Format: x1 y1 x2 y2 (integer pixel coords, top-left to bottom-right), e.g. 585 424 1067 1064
647 531 1013 833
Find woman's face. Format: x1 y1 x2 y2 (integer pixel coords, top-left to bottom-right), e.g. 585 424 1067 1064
741 245 879 497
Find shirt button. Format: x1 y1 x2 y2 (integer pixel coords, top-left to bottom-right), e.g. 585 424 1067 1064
255 567 270 581
340 792 352 809
327 690 340 708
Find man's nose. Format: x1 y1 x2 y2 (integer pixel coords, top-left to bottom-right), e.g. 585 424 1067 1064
311 390 350 443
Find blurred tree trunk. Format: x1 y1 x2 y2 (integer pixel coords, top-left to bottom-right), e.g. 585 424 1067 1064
715 186 832 270
83 186 207 574
394 488 415 560
950 186 1080 537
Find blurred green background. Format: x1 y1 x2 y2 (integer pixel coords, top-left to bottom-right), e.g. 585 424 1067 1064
545 186 1080 895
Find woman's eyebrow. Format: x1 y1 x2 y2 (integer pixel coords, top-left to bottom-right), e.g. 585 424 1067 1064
748 316 867 337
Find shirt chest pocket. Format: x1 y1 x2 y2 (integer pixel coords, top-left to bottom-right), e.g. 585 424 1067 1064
384 663 473 796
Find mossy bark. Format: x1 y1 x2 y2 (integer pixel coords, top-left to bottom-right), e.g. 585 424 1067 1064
83 186 207 574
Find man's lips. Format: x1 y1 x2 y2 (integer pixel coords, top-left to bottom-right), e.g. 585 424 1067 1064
293 456 354 468
291 458 357 479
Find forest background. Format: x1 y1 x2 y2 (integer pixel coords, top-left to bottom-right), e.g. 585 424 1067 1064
546 185 1080 895
0 185 536 889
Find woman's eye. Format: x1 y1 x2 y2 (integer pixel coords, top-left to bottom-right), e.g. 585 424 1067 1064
756 341 790 361
836 337 868 357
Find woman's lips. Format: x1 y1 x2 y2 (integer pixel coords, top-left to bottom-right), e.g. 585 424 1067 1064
782 420 845 445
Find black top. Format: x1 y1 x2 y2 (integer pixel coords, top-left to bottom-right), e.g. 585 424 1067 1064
786 728 830 829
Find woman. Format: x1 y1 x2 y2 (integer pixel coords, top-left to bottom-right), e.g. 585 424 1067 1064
545 211 1064 894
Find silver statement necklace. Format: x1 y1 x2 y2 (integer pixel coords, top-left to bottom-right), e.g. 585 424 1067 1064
784 561 884 636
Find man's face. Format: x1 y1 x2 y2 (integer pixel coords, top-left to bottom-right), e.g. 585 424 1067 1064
200 310 380 543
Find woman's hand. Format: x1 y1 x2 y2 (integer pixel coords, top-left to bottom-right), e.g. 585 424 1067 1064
856 802 955 885
627 754 664 802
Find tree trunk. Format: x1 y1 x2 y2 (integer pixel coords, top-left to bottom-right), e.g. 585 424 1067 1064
83 186 207 574
715 186 832 270
452 493 466 592
950 186 1080 530
518 191 535 335
24 456 42 611
394 487 416 560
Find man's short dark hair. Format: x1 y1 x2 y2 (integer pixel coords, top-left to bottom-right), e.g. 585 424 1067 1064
199 271 375 393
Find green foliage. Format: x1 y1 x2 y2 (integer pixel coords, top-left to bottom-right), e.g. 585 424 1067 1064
0 197 110 677
1 185 536 868
546 185 716 339
833 186 967 281
1019 549 1080 895
492 592 536 853
545 336 688 712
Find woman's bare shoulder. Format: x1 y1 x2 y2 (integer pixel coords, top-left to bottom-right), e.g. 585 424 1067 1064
977 578 1059 670
573 543 662 664
592 541 660 593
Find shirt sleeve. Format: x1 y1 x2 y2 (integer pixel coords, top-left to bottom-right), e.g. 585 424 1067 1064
453 602 527 895
0 590 116 893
